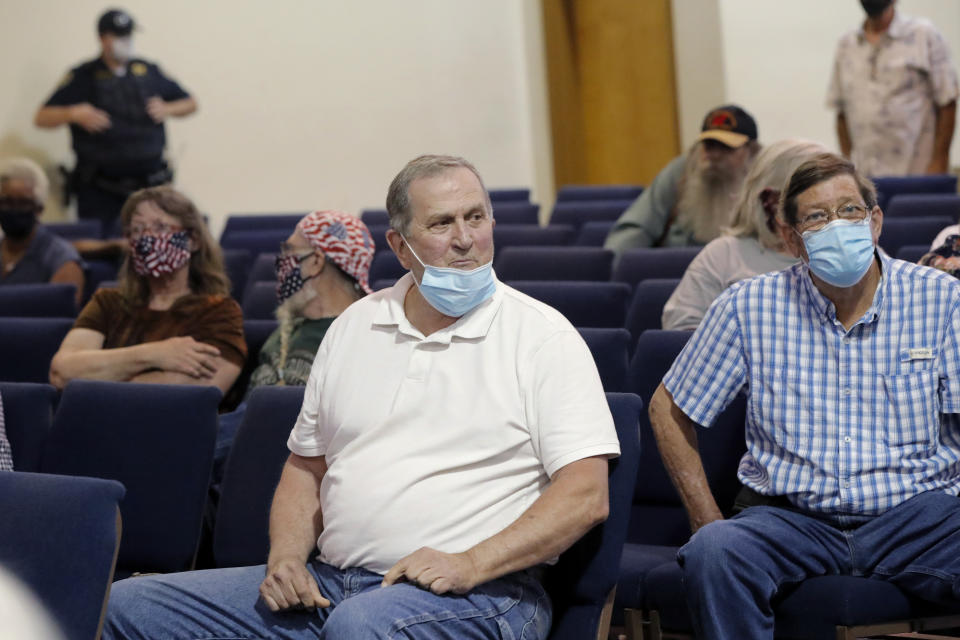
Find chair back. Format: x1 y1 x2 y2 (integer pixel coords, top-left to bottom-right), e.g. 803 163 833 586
556 185 643 202
214 385 306 567
896 244 932 264
624 278 681 349
0 284 77 318
576 221 616 246
0 471 124 640
492 202 540 225
369 250 407 282
360 209 389 227
45 220 102 240
0 317 74 383
241 282 280 321
494 224 575 248
221 214 305 239
550 200 634 229
612 248 701 288
219 229 290 256
545 392 642 640
222 249 252 303
885 193 960 219
509 281 630 328
0 381 57 471
489 187 531 202
495 247 614 281
577 328 631 392
42 380 221 576
879 216 953 257
873 174 957 210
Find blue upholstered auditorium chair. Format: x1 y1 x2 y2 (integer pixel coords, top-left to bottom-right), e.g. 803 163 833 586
575 221 616 246
372 278 399 291
897 244 934 263
41 380 221 578
489 187 531 202
0 283 77 317
873 174 957 211
242 252 276 301
494 224 576 248
495 247 614 281
556 185 644 202
222 319 280 408
624 278 681 348
45 219 102 240
550 200 635 230
0 381 57 471
81 258 121 306
213 385 642 640
222 248 252 303
241 281 279 321
369 250 407 283
220 213 305 240
885 193 960 219
365 224 390 251
219 229 291 256
492 202 541 225
508 280 631 328
620 331 960 640
360 209 389 227
0 317 73 383
878 215 952 257
0 471 124 640
544 392 642 640
213 385 306 568
577 328 631 392
612 248 701 288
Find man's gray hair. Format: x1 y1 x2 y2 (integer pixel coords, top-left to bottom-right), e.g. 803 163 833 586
385 154 492 235
0 157 49 205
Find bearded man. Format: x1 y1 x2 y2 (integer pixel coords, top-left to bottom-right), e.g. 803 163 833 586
605 105 760 258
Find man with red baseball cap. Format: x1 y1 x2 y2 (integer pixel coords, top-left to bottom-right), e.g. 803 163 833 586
606 104 760 257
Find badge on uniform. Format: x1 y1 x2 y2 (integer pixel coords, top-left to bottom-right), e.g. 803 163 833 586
904 347 935 361
131 62 147 76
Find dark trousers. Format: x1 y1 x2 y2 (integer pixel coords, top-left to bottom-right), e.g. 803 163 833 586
678 490 960 639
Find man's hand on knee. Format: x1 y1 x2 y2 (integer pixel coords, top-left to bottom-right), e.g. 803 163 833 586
260 557 330 612
381 547 480 595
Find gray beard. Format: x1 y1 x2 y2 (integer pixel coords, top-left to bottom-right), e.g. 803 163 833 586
674 154 747 244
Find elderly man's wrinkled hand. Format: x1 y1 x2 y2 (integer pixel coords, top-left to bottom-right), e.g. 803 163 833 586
381 547 480 595
260 557 330 612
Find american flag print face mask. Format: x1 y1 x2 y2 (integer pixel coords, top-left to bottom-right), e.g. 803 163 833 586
275 252 315 303
130 230 191 278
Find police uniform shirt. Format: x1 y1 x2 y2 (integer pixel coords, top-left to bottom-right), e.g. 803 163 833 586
44 57 190 173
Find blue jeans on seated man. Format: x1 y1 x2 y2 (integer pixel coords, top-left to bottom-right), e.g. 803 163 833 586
678 490 960 640
103 559 551 639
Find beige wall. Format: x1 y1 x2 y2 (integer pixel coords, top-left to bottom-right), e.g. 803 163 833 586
674 0 960 169
0 1 554 233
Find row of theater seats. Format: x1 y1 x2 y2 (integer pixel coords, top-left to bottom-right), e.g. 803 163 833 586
5 329 956 639
0 380 642 640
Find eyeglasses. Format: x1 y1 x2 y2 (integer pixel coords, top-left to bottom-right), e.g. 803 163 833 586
274 251 314 270
796 203 870 233
126 221 184 239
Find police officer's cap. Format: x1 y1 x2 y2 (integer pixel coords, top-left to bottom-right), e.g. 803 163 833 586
97 9 135 36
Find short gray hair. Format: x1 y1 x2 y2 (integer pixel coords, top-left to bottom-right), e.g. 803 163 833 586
0 157 49 205
385 154 492 235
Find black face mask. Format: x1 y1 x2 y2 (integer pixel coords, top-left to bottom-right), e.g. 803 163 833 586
860 0 892 18
0 209 38 239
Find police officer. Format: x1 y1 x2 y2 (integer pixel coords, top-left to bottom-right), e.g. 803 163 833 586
34 8 197 233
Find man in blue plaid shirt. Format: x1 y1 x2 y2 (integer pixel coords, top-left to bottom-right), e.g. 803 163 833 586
650 152 960 639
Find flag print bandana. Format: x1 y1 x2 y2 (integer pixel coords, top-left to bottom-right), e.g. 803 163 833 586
130 230 191 278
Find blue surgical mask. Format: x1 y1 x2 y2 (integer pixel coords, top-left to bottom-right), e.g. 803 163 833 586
403 238 496 317
800 216 875 288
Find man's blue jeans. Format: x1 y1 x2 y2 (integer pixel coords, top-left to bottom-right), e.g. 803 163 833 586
678 491 960 640
103 559 551 639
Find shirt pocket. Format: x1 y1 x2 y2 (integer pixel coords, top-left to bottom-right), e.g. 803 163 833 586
880 370 940 450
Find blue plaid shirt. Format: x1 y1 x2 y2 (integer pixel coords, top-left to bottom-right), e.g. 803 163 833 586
664 252 960 515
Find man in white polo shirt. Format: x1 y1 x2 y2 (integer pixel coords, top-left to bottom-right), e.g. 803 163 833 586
103 154 620 639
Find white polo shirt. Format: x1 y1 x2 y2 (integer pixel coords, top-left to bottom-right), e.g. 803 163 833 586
288 273 620 574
